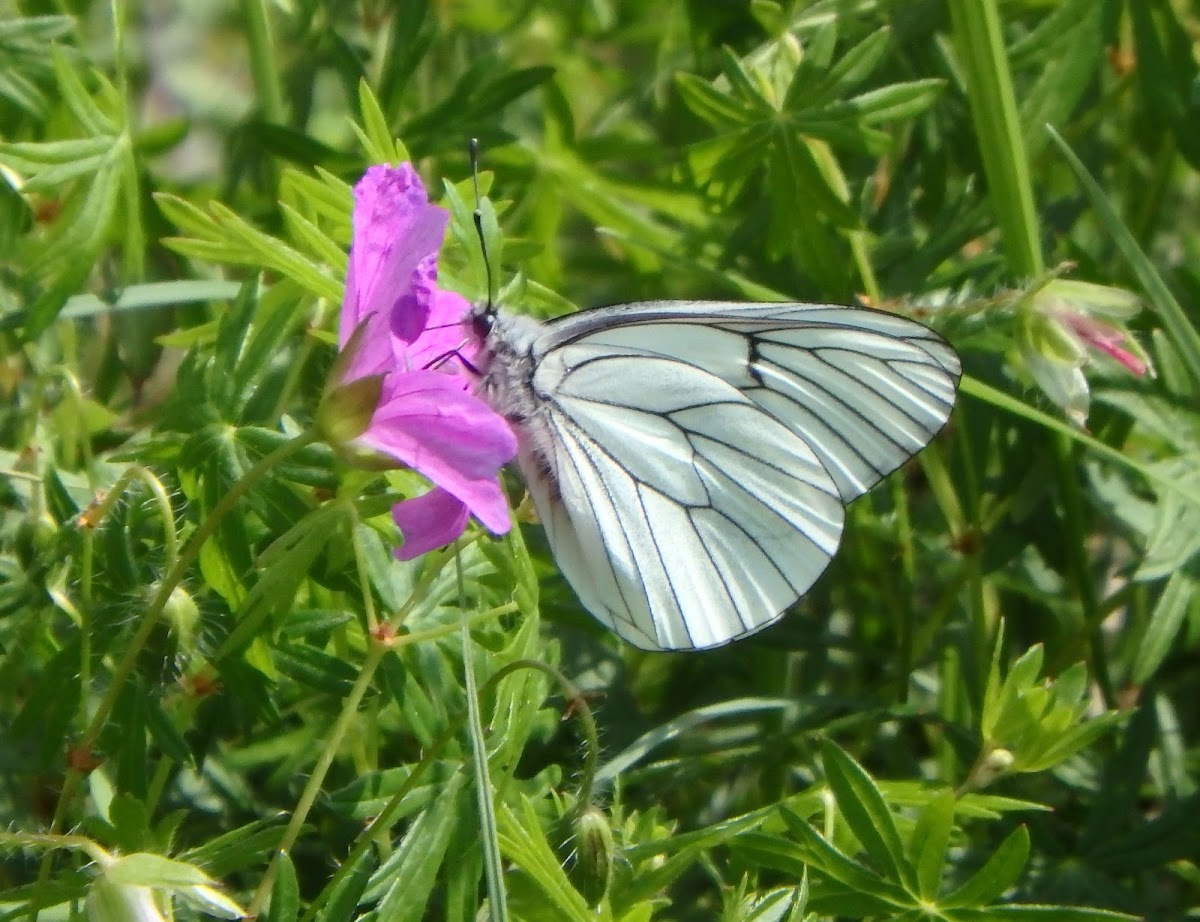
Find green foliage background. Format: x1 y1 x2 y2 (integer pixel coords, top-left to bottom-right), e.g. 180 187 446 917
1 0 1198 919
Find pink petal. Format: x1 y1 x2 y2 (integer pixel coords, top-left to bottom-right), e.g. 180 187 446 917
1093 340 1147 376
390 254 439 347
1063 313 1148 376
404 288 482 381
392 488 471 560
357 370 515 531
340 165 448 350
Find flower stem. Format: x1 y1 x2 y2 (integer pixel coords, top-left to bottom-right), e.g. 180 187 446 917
459 556 508 922
246 638 389 918
0 831 110 866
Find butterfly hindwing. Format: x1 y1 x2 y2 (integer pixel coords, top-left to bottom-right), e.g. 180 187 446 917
523 347 844 651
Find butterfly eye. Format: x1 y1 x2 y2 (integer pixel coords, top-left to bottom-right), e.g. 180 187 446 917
471 306 495 339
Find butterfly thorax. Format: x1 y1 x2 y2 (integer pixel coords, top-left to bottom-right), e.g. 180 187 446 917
472 305 559 489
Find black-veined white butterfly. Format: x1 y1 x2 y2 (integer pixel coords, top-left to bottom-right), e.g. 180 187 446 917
471 298 960 652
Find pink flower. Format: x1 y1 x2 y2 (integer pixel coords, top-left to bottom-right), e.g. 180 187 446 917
323 164 516 559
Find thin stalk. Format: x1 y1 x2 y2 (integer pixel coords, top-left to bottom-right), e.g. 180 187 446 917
459 557 508 922
240 0 286 124
245 640 389 918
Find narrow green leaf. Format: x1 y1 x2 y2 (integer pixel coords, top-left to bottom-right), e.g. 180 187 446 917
739 822 909 909
910 789 955 899
266 852 300 922
944 825 1030 907
1132 569 1196 683
273 644 358 696
819 740 910 888
717 46 773 111
0 136 113 167
177 820 285 877
819 27 892 98
494 798 597 922
370 775 466 921
106 854 209 888
313 849 375 922
1019 711 1124 772
282 166 353 230
834 79 945 124
61 280 241 319
675 73 758 129
959 904 1136 921
948 0 1043 277
983 643 1043 741
596 698 793 784
282 204 349 269
52 48 117 135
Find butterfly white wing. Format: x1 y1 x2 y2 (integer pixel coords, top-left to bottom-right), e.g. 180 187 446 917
528 301 961 502
484 300 960 651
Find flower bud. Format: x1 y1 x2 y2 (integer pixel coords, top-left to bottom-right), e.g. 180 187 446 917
14 512 57 576
318 374 384 449
156 584 201 650
1017 279 1149 425
970 747 1016 789
566 805 615 908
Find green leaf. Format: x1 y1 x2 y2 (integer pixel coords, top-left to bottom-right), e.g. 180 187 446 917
60 280 242 319
1131 569 1197 683
737 822 908 910
944 825 1030 907
273 643 358 696
51 47 118 135
809 27 893 103
596 698 794 784
368 775 466 921
266 852 300 922
313 848 376 922
834 79 945 124
1138 459 1200 580
957 905 1137 921
177 820 285 878
496 797 595 922
0 136 113 168
106 853 210 888
675 73 760 129
819 740 909 888
983 642 1044 742
910 789 955 899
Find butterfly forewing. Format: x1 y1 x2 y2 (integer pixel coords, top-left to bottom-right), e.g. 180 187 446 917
532 302 961 502
485 300 961 651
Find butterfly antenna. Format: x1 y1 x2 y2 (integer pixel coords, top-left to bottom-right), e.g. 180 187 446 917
469 138 495 312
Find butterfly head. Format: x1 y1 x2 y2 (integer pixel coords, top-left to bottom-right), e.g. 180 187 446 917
470 299 498 343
